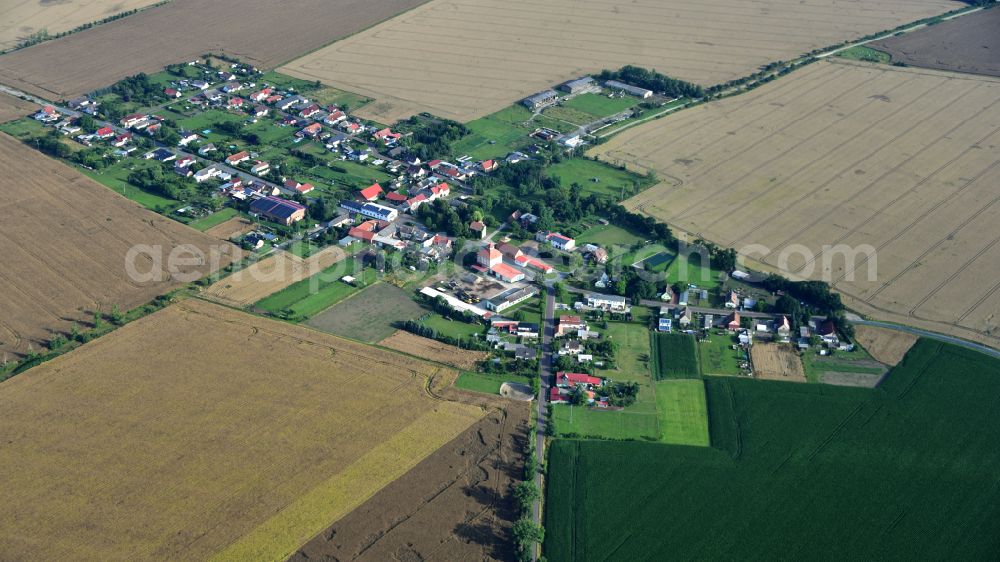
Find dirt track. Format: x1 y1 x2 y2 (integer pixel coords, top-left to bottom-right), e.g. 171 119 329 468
0 0 432 100
871 8 1000 78
281 0 960 122
0 133 237 358
600 60 1000 349
291 402 529 562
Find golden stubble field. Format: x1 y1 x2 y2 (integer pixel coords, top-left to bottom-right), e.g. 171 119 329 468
0 0 160 51
280 0 960 122
203 247 347 307
0 133 237 358
751 343 806 382
854 325 918 366
0 91 37 122
596 61 1000 349
0 0 431 99
380 330 488 370
0 299 484 561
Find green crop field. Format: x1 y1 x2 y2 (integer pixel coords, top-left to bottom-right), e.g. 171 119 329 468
698 334 745 376
254 257 375 318
576 223 644 247
545 340 1000 560
420 314 484 340
651 333 700 379
655 379 709 446
836 45 891 63
306 282 425 343
562 93 639 119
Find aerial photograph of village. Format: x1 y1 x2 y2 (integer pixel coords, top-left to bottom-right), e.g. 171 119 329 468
0 0 998 560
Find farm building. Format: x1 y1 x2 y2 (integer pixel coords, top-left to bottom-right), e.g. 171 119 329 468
340 200 398 222
556 372 604 389
559 76 596 94
522 90 559 110
485 286 538 313
605 80 653 98
249 196 306 225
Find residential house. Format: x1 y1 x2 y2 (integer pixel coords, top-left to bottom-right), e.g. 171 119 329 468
469 221 486 239
178 131 199 146
324 110 346 125
226 151 250 165
586 292 629 312
373 128 402 144
250 161 270 175
480 159 498 172
164 87 182 99
557 316 587 337
817 319 840 345
546 232 576 251
678 308 692 328
33 105 59 123
175 155 195 168
95 126 114 139
198 143 217 156
299 123 322 138
725 290 739 309
299 103 321 119
726 312 742 331
112 132 132 147
194 166 224 183
555 372 604 389
774 315 792 340
559 340 583 356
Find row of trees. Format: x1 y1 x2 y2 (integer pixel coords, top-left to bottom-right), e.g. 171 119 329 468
597 65 705 99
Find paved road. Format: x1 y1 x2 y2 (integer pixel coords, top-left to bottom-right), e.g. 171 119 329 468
531 285 555 561
640 298 775 320
850 319 1000 359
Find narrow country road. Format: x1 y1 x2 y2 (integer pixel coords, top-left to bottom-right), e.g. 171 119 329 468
531 285 555 561
849 319 1000 359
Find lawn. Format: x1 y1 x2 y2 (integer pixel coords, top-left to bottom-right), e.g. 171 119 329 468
697 333 745 376
306 282 426 343
307 159 390 189
539 104 596 126
79 161 180 211
0 118 46 139
285 240 322 259
545 340 1000 560
187 207 239 231
455 372 532 395
421 313 484 340
562 93 639 119
801 348 886 383
665 250 722 288
655 379 709 446
450 104 534 160
651 332 700 379
254 257 375 318
548 158 651 199
836 45 891 63
575 223 644 248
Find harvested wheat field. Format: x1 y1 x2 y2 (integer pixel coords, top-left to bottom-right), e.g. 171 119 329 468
0 0 160 51
281 0 960 122
0 0 431 100
0 133 236 358
0 299 484 562
0 91 37 123
380 330 488 370
203 216 254 240
600 60 1000 349
854 325 918 366
203 247 346 307
751 343 806 382
871 8 1000 78
291 402 529 562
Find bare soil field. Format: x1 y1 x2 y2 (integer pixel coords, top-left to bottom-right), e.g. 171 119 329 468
308 282 426 343
0 133 236 358
0 0 160 52
281 0 961 122
0 0 432 100
291 402 529 562
752 343 806 382
203 247 346 307
380 330 488 370
0 299 483 562
0 91 37 123
203 216 253 240
600 61 1000 349
871 8 1000 78
854 325 919 365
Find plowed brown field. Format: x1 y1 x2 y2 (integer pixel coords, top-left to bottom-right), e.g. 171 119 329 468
598 61 1000 349
281 0 960 122
0 0 432 100
871 8 1000 78
291 403 530 562
0 133 236 358
0 299 484 561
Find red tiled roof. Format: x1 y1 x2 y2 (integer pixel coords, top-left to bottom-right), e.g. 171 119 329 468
359 183 383 200
386 191 408 202
491 263 523 280
557 372 602 386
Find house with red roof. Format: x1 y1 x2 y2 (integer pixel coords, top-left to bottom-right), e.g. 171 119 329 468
164 87 181 99
406 193 428 212
299 103 321 118
428 182 450 199
480 159 498 172
359 183 383 201
556 372 604 389
112 132 132 147
386 191 408 204
95 126 115 139
34 105 59 122
550 387 570 404
491 262 525 283
249 87 272 102
323 110 346 125
469 221 486 239
515 255 554 275
227 97 244 109
226 151 250 165
556 316 587 337
477 243 503 268
299 123 322 138
373 128 402 144
726 312 742 331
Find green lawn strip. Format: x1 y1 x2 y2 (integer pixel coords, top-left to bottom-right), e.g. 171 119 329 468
547 158 650 198
187 207 239 231
254 257 371 317
420 314 484 340
575 223 644 247
665 250 722 288
0 118 47 139
836 45 891 63
655 379 710 446
651 332 700 379
697 333 745 376
455 372 531 395
78 163 180 211
451 104 534 160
